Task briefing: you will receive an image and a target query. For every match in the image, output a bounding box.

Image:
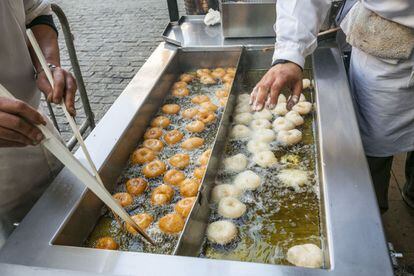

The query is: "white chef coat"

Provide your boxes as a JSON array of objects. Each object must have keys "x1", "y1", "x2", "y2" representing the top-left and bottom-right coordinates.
[
  {"x1": 273, "y1": 0, "x2": 414, "y2": 157},
  {"x1": 0, "y1": 0, "x2": 61, "y2": 245}
]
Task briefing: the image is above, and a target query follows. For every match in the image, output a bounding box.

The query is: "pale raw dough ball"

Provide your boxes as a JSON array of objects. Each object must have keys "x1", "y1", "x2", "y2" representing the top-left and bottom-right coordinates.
[
  {"x1": 252, "y1": 151, "x2": 278, "y2": 168},
  {"x1": 206, "y1": 220, "x2": 238, "y2": 245},
  {"x1": 233, "y1": 170, "x2": 261, "y2": 190},
  {"x1": 223, "y1": 153, "x2": 248, "y2": 173},
  {"x1": 247, "y1": 140, "x2": 270, "y2": 154},
  {"x1": 218, "y1": 197, "x2": 246, "y2": 219},
  {"x1": 302, "y1": 78, "x2": 311, "y2": 90},
  {"x1": 278, "y1": 94, "x2": 287, "y2": 103},
  {"x1": 234, "y1": 112, "x2": 254, "y2": 125},
  {"x1": 253, "y1": 109, "x2": 273, "y2": 120},
  {"x1": 273, "y1": 117, "x2": 296, "y2": 132},
  {"x1": 286, "y1": 243, "x2": 323, "y2": 268},
  {"x1": 234, "y1": 103, "x2": 252, "y2": 114},
  {"x1": 277, "y1": 169, "x2": 309, "y2": 191},
  {"x1": 237, "y1": 93, "x2": 250, "y2": 105},
  {"x1": 292, "y1": 101, "x2": 312, "y2": 115},
  {"x1": 277, "y1": 129, "x2": 302, "y2": 145},
  {"x1": 250, "y1": 119, "x2": 272, "y2": 130},
  {"x1": 230, "y1": 124, "x2": 251, "y2": 139},
  {"x1": 251, "y1": 129, "x2": 276, "y2": 143},
  {"x1": 272, "y1": 102, "x2": 288, "y2": 116},
  {"x1": 285, "y1": 110, "x2": 304, "y2": 126},
  {"x1": 211, "y1": 184, "x2": 242, "y2": 203}
]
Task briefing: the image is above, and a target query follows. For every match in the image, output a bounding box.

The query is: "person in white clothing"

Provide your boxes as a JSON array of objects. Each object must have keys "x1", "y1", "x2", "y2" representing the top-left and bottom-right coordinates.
[
  {"x1": 0, "y1": 0, "x2": 77, "y2": 245},
  {"x1": 250, "y1": 0, "x2": 414, "y2": 213}
]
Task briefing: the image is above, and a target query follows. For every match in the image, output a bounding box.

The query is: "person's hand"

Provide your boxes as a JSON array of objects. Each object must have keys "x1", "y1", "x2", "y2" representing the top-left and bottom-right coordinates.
[
  {"x1": 0, "y1": 97, "x2": 46, "y2": 147},
  {"x1": 36, "y1": 67, "x2": 77, "y2": 116},
  {"x1": 250, "y1": 62, "x2": 303, "y2": 111}
]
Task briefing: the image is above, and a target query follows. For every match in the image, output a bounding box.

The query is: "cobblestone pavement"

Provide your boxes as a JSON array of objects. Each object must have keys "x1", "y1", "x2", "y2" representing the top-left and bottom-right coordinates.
[{"x1": 47, "y1": 0, "x2": 184, "y2": 142}]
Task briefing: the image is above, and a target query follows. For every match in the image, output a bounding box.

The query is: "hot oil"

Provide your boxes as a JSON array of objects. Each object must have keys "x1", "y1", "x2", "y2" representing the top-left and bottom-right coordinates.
[
  {"x1": 200, "y1": 69, "x2": 323, "y2": 266},
  {"x1": 85, "y1": 71, "x2": 230, "y2": 254}
]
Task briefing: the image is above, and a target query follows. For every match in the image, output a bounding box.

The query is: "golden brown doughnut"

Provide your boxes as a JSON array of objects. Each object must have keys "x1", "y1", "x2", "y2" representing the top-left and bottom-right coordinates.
[
  {"x1": 94, "y1": 237, "x2": 119, "y2": 250},
  {"x1": 142, "y1": 160, "x2": 167, "y2": 178},
  {"x1": 200, "y1": 74, "x2": 217, "y2": 85},
  {"x1": 163, "y1": 169, "x2": 186, "y2": 186},
  {"x1": 211, "y1": 68, "x2": 226, "y2": 79},
  {"x1": 151, "y1": 184, "x2": 174, "y2": 205},
  {"x1": 215, "y1": 89, "x2": 230, "y2": 98},
  {"x1": 196, "y1": 69, "x2": 211, "y2": 78},
  {"x1": 158, "y1": 213, "x2": 185, "y2": 234},
  {"x1": 169, "y1": 153, "x2": 190, "y2": 169},
  {"x1": 186, "y1": 120, "x2": 205, "y2": 133},
  {"x1": 126, "y1": 213, "x2": 153, "y2": 235},
  {"x1": 126, "y1": 177, "x2": 147, "y2": 196},
  {"x1": 144, "y1": 127, "x2": 163, "y2": 140},
  {"x1": 172, "y1": 81, "x2": 187, "y2": 89},
  {"x1": 143, "y1": 139, "x2": 164, "y2": 153},
  {"x1": 162, "y1": 103, "x2": 181, "y2": 114},
  {"x1": 180, "y1": 73, "x2": 194, "y2": 83},
  {"x1": 200, "y1": 101, "x2": 218, "y2": 112},
  {"x1": 164, "y1": 129, "x2": 184, "y2": 145},
  {"x1": 181, "y1": 108, "x2": 199, "y2": 119},
  {"x1": 131, "y1": 148, "x2": 156, "y2": 165},
  {"x1": 197, "y1": 110, "x2": 216, "y2": 125},
  {"x1": 180, "y1": 178, "x2": 200, "y2": 197},
  {"x1": 113, "y1": 192, "x2": 133, "y2": 207},
  {"x1": 172, "y1": 87, "x2": 190, "y2": 97},
  {"x1": 226, "y1": 67, "x2": 236, "y2": 74},
  {"x1": 175, "y1": 197, "x2": 196, "y2": 218},
  {"x1": 199, "y1": 149, "x2": 212, "y2": 166},
  {"x1": 151, "y1": 116, "x2": 171, "y2": 129},
  {"x1": 222, "y1": 74, "x2": 234, "y2": 84},
  {"x1": 181, "y1": 137, "x2": 204, "y2": 150},
  {"x1": 191, "y1": 95, "x2": 211, "y2": 104},
  {"x1": 193, "y1": 166, "x2": 206, "y2": 179}
]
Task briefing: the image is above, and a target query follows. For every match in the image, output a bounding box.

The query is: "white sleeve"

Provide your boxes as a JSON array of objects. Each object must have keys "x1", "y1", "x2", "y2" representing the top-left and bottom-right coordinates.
[
  {"x1": 273, "y1": 0, "x2": 331, "y2": 68},
  {"x1": 24, "y1": 0, "x2": 52, "y2": 25}
]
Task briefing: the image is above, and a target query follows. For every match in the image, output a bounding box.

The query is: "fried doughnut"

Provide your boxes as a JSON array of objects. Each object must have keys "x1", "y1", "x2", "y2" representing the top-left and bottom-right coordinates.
[
  {"x1": 169, "y1": 153, "x2": 190, "y2": 169},
  {"x1": 200, "y1": 74, "x2": 217, "y2": 85},
  {"x1": 159, "y1": 213, "x2": 185, "y2": 234},
  {"x1": 251, "y1": 128, "x2": 275, "y2": 143},
  {"x1": 287, "y1": 244, "x2": 323, "y2": 268},
  {"x1": 233, "y1": 170, "x2": 261, "y2": 190},
  {"x1": 272, "y1": 102, "x2": 288, "y2": 116},
  {"x1": 162, "y1": 103, "x2": 181, "y2": 114},
  {"x1": 143, "y1": 139, "x2": 164, "y2": 152},
  {"x1": 131, "y1": 148, "x2": 156, "y2": 164},
  {"x1": 126, "y1": 213, "x2": 153, "y2": 234},
  {"x1": 215, "y1": 89, "x2": 229, "y2": 98},
  {"x1": 126, "y1": 177, "x2": 147, "y2": 196},
  {"x1": 278, "y1": 169, "x2": 309, "y2": 191},
  {"x1": 250, "y1": 119, "x2": 272, "y2": 130},
  {"x1": 219, "y1": 97, "x2": 228, "y2": 107},
  {"x1": 151, "y1": 184, "x2": 174, "y2": 205},
  {"x1": 185, "y1": 120, "x2": 205, "y2": 133},
  {"x1": 198, "y1": 149, "x2": 212, "y2": 166},
  {"x1": 234, "y1": 103, "x2": 252, "y2": 114},
  {"x1": 272, "y1": 117, "x2": 296, "y2": 132},
  {"x1": 302, "y1": 78, "x2": 311, "y2": 89},
  {"x1": 94, "y1": 237, "x2": 119, "y2": 250},
  {"x1": 182, "y1": 137, "x2": 204, "y2": 150},
  {"x1": 285, "y1": 110, "x2": 304, "y2": 126},
  {"x1": 196, "y1": 68, "x2": 211, "y2": 77},
  {"x1": 223, "y1": 153, "x2": 248, "y2": 173},
  {"x1": 144, "y1": 127, "x2": 163, "y2": 140},
  {"x1": 180, "y1": 178, "x2": 200, "y2": 197},
  {"x1": 200, "y1": 101, "x2": 218, "y2": 112},
  {"x1": 172, "y1": 87, "x2": 190, "y2": 97},
  {"x1": 142, "y1": 160, "x2": 167, "y2": 178},
  {"x1": 252, "y1": 151, "x2": 278, "y2": 168},
  {"x1": 292, "y1": 101, "x2": 312, "y2": 115},
  {"x1": 193, "y1": 166, "x2": 206, "y2": 179},
  {"x1": 277, "y1": 129, "x2": 302, "y2": 145},
  {"x1": 247, "y1": 140, "x2": 270, "y2": 154},
  {"x1": 237, "y1": 93, "x2": 250, "y2": 105},
  {"x1": 222, "y1": 73, "x2": 234, "y2": 84},
  {"x1": 180, "y1": 73, "x2": 194, "y2": 83},
  {"x1": 181, "y1": 108, "x2": 199, "y2": 119},
  {"x1": 206, "y1": 220, "x2": 237, "y2": 245},
  {"x1": 253, "y1": 109, "x2": 273, "y2": 120},
  {"x1": 172, "y1": 81, "x2": 187, "y2": 89},
  {"x1": 226, "y1": 67, "x2": 236, "y2": 74},
  {"x1": 163, "y1": 169, "x2": 186, "y2": 186},
  {"x1": 197, "y1": 110, "x2": 216, "y2": 124},
  {"x1": 113, "y1": 192, "x2": 133, "y2": 207},
  {"x1": 164, "y1": 129, "x2": 184, "y2": 145},
  {"x1": 211, "y1": 184, "x2": 242, "y2": 203},
  {"x1": 233, "y1": 112, "x2": 253, "y2": 126},
  {"x1": 218, "y1": 197, "x2": 246, "y2": 219},
  {"x1": 211, "y1": 68, "x2": 226, "y2": 79},
  {"x1": 192, "y1": 95, "x2": 211, "y2": 104},
  {"x1": 230, "y1": 124, "x2": 251, "y2": 139},
  {"x1": 175, "y1": 197, "x2": 196, "y2": 218}
]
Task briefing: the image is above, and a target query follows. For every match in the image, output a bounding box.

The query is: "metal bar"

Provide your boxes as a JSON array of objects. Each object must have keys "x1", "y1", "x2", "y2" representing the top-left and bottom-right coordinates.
[
  {"x1": 67, "y1": 119, "x2": 90, "y2": 151},
  {"x1": 167, "y1": 0, "x2": 180, "y2": 22}
]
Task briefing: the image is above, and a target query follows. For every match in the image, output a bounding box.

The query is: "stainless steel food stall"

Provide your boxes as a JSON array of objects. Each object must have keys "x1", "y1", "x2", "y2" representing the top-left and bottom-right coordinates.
[{"x1": 0, "y1": 11, "x2": 393, "y2": 276}]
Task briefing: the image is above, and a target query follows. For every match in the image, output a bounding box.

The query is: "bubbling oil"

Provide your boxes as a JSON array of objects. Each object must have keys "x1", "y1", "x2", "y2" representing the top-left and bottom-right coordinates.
[{"x1": 200, "y1": 70, "x2": 324, "y2": 266}]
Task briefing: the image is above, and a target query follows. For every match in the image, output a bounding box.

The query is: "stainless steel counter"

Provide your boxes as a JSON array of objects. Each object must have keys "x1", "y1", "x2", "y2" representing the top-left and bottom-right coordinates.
[{"x1": 0, "y1": 26, "x2": 393, "y2": 275}]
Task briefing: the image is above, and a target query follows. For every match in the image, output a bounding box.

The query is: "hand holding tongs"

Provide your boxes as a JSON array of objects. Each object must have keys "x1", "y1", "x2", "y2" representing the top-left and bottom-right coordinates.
[{"x1": 0, "y1": 29, "x2": 155, "y2": 245}]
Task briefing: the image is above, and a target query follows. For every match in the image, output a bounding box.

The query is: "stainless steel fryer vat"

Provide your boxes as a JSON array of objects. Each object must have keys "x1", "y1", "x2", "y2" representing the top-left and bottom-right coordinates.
[{"x1": 0, "y1": 42, "x2": 393, "y2": 276}]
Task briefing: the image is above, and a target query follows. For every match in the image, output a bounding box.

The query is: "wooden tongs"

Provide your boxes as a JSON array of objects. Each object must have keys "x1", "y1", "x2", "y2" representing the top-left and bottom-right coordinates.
[{"x1": 1, "y1": 30, "x2": 154, "y2": 245}]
